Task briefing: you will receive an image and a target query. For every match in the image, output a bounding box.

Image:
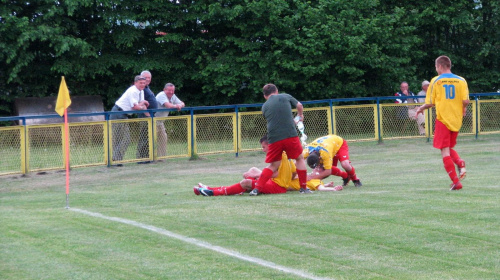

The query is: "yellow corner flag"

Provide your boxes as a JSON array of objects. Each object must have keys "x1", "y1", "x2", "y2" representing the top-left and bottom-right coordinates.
[{"x1": 55, "y1": 76, "x2": 71, "y2": 116}]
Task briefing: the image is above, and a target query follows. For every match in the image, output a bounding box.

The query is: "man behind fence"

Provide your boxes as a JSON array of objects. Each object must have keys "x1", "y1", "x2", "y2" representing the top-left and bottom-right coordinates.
[
  {"x1": 136, "y1": 70, "x2": 159, "y2": 163},
  {"x1": 110, "y1": 75, "x2": 149, "y2": 162},
  {"x1": 155, "y1": 83, "x2": 185, "y2": 158}
]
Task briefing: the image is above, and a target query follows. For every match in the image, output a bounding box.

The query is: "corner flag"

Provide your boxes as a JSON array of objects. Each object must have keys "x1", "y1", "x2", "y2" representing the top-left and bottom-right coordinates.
[
  {"x1": 55, "y1": 76, "x2": 71, "y2": 116},
  {"x1": 55, "y1": 76, "x2": 72, "y2": 208}
]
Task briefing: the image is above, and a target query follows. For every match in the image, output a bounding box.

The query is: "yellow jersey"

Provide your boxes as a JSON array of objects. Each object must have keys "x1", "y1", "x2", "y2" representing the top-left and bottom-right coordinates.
[
  {"x1": 271, "y1": 152, "x2": 295, "y2": 188},
  {"x1": 426, "y1": 73, "x2": 469, "y2": 132},
  {"x1": 303, "y1": 135, "x2": 344, "y2": 170},
  {"x1": 289, "y1": 178, "x2": 324, "y2": 191}
]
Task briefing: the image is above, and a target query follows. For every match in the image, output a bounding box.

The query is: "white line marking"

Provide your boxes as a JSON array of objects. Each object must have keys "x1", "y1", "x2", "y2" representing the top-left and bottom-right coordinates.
[{"x1": 70, "y1": 208, "x2": 334, "y2": 280}]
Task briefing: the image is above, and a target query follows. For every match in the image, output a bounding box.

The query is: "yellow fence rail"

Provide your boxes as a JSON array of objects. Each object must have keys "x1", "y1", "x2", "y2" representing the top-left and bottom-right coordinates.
[{"x1": 1, "y1": 97, "x2": 499, "y2": 175}]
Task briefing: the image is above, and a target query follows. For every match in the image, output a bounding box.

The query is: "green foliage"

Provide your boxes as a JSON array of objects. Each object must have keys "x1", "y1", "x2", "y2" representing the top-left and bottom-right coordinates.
[{"x1": 1, "y1": 0, "x2": 499, "y2": 116}]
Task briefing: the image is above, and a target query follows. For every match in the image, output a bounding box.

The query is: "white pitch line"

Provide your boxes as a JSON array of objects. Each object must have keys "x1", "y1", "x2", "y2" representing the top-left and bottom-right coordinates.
[{"x1": 70, "y1": 208, "x2": 334, "y2": 280}]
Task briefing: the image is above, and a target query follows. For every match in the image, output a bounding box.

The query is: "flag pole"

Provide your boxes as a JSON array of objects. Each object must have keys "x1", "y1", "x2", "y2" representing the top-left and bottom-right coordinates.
[
  {"x1": 64, "y1": 104, "x2": 70, "y2": 209},
  {"x1": 55, "y1": 76, "x2": 72, "y2": 209}
]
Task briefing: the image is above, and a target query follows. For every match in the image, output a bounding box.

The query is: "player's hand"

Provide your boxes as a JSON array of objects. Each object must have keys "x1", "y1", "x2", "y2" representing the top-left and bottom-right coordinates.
[
  {"x1": 416, "y1": 107, "x2": 423, "y2": 115},
  {"x1": 324, "y1": 181, "x2": 335, "y2": 188}
]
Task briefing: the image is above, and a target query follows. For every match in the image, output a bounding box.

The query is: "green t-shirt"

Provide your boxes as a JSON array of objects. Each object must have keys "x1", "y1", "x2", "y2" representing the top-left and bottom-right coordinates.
[{"x1": 262, "y1": 93, "x2": 299, "y2": 143}]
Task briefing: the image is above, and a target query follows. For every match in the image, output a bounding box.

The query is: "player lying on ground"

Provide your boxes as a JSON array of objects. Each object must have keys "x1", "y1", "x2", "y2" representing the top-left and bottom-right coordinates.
[
  {"x1": 193, "y1": 166, "x2": 343, "y2": 196},
  {"x1": 193, "y1": 136, "x2": 342, "y2": 196}
]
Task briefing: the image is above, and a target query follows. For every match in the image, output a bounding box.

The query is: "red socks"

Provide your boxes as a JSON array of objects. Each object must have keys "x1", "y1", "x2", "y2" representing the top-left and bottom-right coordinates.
[
  {"x1": 256, "y1": 168, "x2": 273, "y2": 190},
  {"x1": 450, "y1": 149, "x2": 465, "y2": 168},
  {"x1": 296, "y1": 169, "x2": 307, "y2": 188},
  {"x1": 443, "y1": 156, "x2": 459, "y2": 184},
  {"x1": 331, "y1": 166, "x2": 348, "y2": 179},
  {"x1": 213, "y1": 183, "x2": 246, "y2": 196},
  {"x1": 346, "y1": 166, "x2": 358, "y2": 181}
]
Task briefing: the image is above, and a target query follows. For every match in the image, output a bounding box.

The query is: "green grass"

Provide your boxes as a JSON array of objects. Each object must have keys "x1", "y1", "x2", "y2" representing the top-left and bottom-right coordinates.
[{"x1": 1, "y1": 135, "x2": 499, "y2": 279}]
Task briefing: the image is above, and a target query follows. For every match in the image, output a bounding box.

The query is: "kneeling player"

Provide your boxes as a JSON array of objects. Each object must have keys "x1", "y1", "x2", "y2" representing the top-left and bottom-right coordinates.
[{"x1": 304, "y1": 134, "x2": 362, "y2": 187}]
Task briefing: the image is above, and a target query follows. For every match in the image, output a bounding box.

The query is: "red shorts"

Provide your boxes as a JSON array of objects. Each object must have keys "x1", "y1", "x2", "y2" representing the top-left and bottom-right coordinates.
[
  {"x1": 249, "y1": 178, "x2": 286, "y2": 194},
  {"x1": 433, "y1": 120, "x2": 458, "y2": 149},
  {"x1": 332, "y1": 140, "x2": 350, "y2": 166},
  {"x1": 265, "y1": 137, "x2": 303, "y2": 163}
]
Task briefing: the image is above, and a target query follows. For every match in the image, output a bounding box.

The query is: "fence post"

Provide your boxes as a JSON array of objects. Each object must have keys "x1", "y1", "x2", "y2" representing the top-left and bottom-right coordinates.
[
  {"x1": 22, "y1": 117, "x2": 27, "y2": 174},
  {"x1": 150, "y1": 112, "x2": 155, "y2": 161},
  {"x1": 190, "y1": 109, "x2": 195, "y2": 158},
  {"x1": 376, "y1": 98, "x2": 382, "y2": 143},
  {"x1": 105, "y1": 112, "x2": 111, "y2": 167},
  {"x1": 235, "y1": 106, "x2": 239, "y2": 158},
  {"x1": 329, "y1": 100, "x2": 334, "y2": 135},
  {"x1": 475, "y1": 96, "x2": 479, "y2": 139}
]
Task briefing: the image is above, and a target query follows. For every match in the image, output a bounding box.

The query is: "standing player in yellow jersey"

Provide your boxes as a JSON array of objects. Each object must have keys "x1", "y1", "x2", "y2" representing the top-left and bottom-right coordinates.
[
  {"x1": 416, "y1": 55, "x2": 469, "y2": 191},
  {"x1": 303, "y1": 134, "x2": 362, "y2": 187}
]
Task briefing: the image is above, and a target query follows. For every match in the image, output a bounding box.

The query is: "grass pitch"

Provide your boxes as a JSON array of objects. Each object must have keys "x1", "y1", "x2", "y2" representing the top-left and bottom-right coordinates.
[{"x1": 1, "y1": 135, "x2": 499, "y2": 280}]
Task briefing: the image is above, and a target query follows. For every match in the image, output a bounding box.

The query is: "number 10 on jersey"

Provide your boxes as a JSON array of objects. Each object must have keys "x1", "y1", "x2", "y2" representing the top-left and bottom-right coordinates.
[{"x1": 443, "y1": 84, "x2": 456, "y2": 99}]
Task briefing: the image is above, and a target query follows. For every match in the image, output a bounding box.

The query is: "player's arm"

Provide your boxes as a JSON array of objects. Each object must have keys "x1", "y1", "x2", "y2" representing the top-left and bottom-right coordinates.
[
  {"x1": 462, "y1": 99, "x2": 470, "y2": 117},
  {"x1": 417, "y1": 81, "x2": 436, "y2": 115},
  {"x1": 416, "y1": 103, "x2": 434, "y2": 115},
  {"x1": 296, "y1": 102, "x2": 304, "y2": 120},
  {"x1": 308, "y1": 166, "x2": 330, "y2": 180}
]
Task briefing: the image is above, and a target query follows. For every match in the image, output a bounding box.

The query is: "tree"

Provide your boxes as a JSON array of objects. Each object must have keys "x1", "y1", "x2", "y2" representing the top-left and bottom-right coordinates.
[
  {"x1": 180, "y1": 0, "x2": 421, "y2": 101},
  {"x1": 1, "y1": 0, "x2": 498, "y2": 118},
  {"x1": 381, "y1": 0, "x2": 500, "y2": 93}
]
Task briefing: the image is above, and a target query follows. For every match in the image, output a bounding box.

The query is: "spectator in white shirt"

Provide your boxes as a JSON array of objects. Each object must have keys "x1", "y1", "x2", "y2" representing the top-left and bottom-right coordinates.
[{"x1": 110, "y1": 75, "x2": 149, "y2": 162}]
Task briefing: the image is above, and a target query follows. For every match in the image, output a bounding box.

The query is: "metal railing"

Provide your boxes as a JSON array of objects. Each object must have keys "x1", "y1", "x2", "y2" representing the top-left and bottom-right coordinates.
[{"x1": 0, "y1": 93, "x2": 498, "y2": 175}]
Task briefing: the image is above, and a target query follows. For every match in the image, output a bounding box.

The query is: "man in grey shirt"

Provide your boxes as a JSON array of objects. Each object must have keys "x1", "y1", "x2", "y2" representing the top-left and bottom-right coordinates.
[
  {"x1": 155, "y1": 83, "x2": 185, "y2": 157},
  {"x1": 250, "y1": 83, "x2": 310, "y2": 195},
  {"x1": 417, "y1": 80, "x2": 430, "y2": 103}
]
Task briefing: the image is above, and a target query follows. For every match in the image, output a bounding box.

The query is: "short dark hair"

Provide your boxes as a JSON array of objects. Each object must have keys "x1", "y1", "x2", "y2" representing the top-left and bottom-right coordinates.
[
  {"x1": 263, "y1": 84, "x2": 278, "y2": 97},
  {"x1": 259, "y1": 134, "x2": 268, "y2": 144},
  {"x1": 436, "y1": 55, "x2": 452, "y2": 69},
  {"x1": 307, "y1": 151, "x2": 320, "y2": 169}
]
